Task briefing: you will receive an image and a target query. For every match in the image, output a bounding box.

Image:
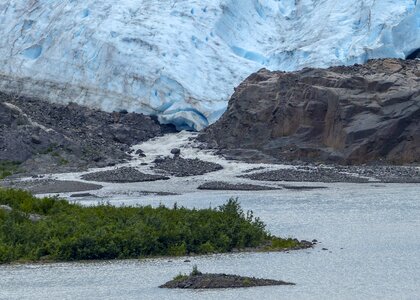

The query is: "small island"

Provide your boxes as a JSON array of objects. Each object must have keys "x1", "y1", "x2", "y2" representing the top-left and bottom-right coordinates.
[
  {"x1": 0, "y1": 188, "x2": 313, "y2": 264},
  {"x1": 161, "y1": 266, "x2": 295, "y2": 289}
]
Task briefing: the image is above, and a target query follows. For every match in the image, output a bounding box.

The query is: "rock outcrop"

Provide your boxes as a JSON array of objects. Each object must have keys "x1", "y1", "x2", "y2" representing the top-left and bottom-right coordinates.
[
  {"x1": 160, "y1": 273, "x2": 294, "y2": 289},
  {"x1": 199, "y1": 59, "x2": 420, "y2": 165}
]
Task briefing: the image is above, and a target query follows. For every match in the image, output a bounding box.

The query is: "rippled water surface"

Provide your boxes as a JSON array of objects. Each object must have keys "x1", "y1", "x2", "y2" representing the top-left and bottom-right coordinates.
[{"x1": 1, "y1": 184, "x2": 419, "y2": 300}]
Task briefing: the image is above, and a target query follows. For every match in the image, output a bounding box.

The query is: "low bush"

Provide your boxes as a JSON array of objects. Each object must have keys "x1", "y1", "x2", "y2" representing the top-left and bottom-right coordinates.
[
  {"x1": 0, "y1": 161, "x2": 20, "y2": 179},
  {"x1": 0, "y1": 189, "x2": 301, "y2": 263}
]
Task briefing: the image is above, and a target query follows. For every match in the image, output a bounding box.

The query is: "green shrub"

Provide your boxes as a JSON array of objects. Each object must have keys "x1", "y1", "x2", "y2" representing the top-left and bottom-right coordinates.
[
  {"x1": 265, "y1": 237, "x2": 300, "y2": 251},
  {"x1": 168, "y1": 242, "x2": 187, "y2": 256},
  {"x1": 173, "y1": 273, "x2": 188, "y2": 281},
  {"x1": 0, "y1": 189, "x2": 300, "y2": 263},
  {"x1": 190, "y1": 265, "x2": 202, "y2": 276},
  {"x1": 198, "y1": 241, "x2": 215, "y2": 254},
  {"x1": 0, "y1": 161, "x2": 20, "y2": 179}
]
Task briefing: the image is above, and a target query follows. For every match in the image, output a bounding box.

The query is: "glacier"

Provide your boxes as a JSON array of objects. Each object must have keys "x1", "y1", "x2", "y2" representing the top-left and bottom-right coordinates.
[{"x1": 0, "y1": 0, "x2": 418, "y2": 130}]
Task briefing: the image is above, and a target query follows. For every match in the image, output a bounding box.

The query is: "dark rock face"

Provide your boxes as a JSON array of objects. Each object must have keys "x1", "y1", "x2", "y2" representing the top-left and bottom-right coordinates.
[
  {"x1": 406, "y1": 49, "x2": 420, "y2": 60},
  {"x1": 0, "y1": 91, "x2": 176, "y2": 174},
  {"x1": 81, "y1": 167, "x2": 169, "y2": 183},
  {"x1": 199, "y1": 59, "x2": 420, "y2": 165},
  {"x1": 160, "y1": 273, "x2": 295, "y2": 289}
]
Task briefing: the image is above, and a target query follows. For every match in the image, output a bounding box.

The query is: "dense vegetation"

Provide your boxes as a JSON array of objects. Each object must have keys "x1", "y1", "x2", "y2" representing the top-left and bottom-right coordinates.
[
  {"x1": 0, "y1": 161, "x2": 20, "y2": 179},
  {"x1": 0, "y1": 188, "x2": 301, "y2": 263}
]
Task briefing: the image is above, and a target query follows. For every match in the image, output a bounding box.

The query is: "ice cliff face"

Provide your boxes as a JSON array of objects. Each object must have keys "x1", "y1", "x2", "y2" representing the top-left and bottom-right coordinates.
[{"x1": 0, "y1": 1, "x2": 418, "y2": 130}]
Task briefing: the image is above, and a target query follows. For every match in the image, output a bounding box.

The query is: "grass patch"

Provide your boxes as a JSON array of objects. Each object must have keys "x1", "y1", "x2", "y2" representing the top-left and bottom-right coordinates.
[
  {"x1": 0, "y1": 189, "x2": 303, "y2": 264},
  {"x1": 0, "y1": 161, "x2": 21, "y2": 179},
  {"x1": 173, "y1": 273, "x2": 189, "y2": 282},
  {"x1": 172, "y1": 265, "x2": 202, "y2": 281},
  {"x1": 242, "y1": 278, "x2": 252, "y2": 286},
  {"x1": 264, "y1": 237, "x2": 302, "y2": 251}
]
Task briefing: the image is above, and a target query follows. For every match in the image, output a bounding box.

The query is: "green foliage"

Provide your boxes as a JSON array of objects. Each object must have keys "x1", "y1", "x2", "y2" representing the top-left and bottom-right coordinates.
[
  {"x1": 0, "y1": 161, "x2": 20, "y2": 179},
  {"x1": 0, "y1": 191, "x2": 299, "y2": 264},
  {"x1": 173, "y1": 273, "x2": 188, "y2": 281},
  {"x1": 264, "y1": 237, "x2": 300, "y2": 251},
  {"x1": 198, "y1": 241, "x2": 215, "y2": 254},
  {"x1": 190, "y1": 265, "x2": 202, "y2": 276},
  {"x1": 242, "y1": 278, "x2": 252, "y2": 286},
  {"x1": 168, "y1": 242, "x2": 187, "y2": 256}
]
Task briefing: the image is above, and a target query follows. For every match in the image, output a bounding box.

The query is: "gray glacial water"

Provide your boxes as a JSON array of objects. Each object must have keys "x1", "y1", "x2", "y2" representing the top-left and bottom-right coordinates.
[{"x1": 1, "y1": 183, "x2": 419, "y2": 300}]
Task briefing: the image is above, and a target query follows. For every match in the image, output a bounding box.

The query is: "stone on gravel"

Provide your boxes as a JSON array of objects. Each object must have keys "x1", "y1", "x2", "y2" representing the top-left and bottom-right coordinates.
[
  {"x1": 170, "y1": 148, "x2": 181, "y2": 156},
  {"x1": 135, "y1": 149, "x2": 146, "y2": 157}
]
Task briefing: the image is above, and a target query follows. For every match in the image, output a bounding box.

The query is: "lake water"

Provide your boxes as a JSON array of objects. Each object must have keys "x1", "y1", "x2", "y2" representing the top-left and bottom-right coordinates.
[{"x1": 1, "y1": 183, "x2": 419, "y2": 299}]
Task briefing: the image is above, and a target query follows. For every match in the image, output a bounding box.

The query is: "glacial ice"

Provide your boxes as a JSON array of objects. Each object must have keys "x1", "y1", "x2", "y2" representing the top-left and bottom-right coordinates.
[{"x1": 0, "y1": 0, "x2": 418, "y2": 130}]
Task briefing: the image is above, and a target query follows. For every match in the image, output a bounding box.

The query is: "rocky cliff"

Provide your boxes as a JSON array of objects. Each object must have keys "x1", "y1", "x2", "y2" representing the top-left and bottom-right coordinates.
[{"x1": 199, "y1": 59, "x2": 420, "y2": 164}]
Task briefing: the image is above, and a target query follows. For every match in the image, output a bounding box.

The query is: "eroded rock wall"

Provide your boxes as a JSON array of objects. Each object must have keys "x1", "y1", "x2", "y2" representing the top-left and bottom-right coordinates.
[{"x1": 200, "y1": 59, "x2": 420, "y2": 164}]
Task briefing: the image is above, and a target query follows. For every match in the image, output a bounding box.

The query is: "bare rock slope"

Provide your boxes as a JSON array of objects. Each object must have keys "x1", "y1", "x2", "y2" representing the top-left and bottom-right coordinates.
[
  {"x1": 200, "y1": 59, "x2": 420, "y2": 164},
  {"x1": 0, "y1": 92, "x2": 175, "y2": 174}
]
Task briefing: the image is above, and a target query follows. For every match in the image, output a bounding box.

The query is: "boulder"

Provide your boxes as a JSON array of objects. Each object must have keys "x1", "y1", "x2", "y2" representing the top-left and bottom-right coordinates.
[{"x1": 170, "y1": 148, "x2": 181, "y2": 156}]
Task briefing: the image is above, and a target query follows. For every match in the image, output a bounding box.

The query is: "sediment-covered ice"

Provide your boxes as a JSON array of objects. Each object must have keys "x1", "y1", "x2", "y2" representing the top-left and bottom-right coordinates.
[{"x1": 0, "y1": 0, "x2": 418, "y2": 130}]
